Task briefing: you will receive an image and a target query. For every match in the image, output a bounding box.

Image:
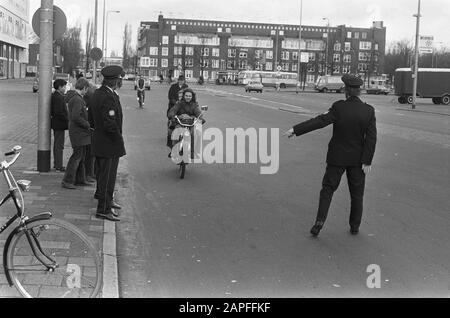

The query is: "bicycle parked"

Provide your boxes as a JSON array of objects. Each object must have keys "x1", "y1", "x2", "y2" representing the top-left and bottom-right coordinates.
[{"x1": 0, "y1": 146, "x2": 102, "y2": 298}]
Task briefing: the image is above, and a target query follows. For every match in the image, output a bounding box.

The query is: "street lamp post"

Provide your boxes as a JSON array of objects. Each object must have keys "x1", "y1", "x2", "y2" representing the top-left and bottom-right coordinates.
[
  {"x1": 412, "y1": 0, "x2": 421, "y2": 109},
  {"x1": 103, "y1": 10, "x2": 120, "y2": 65},
  {"x1": 323, "y1": 17, "x2": 330, "y2": 76}
]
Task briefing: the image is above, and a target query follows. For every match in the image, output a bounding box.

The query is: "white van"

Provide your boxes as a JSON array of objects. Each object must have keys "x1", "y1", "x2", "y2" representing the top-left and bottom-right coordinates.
[{"x1": 315, "y1": 75, "x2": 345, "y2": 93}]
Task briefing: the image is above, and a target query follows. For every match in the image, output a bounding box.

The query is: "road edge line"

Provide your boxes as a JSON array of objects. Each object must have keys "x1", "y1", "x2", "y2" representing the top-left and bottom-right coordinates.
[{"x1": 102, "y1": 220, "x2": 119, "y2": 298}]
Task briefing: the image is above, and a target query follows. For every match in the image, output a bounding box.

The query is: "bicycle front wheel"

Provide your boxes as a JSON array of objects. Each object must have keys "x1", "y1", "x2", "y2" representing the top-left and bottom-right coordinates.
[{"x1": 6, "y1": 218, "x2": 102, "y2": 298}]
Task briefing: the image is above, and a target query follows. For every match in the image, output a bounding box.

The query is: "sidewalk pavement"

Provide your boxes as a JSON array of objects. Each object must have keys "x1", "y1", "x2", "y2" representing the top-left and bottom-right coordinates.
[{"x1": 0, "y1": 139, "x2": 119, "y2": 298}]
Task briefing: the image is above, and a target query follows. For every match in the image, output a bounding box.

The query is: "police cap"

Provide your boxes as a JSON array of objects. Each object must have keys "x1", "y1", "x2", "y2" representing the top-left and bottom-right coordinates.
[
  {"x1": 101, "y1": 65, "x2": 124, "y2": 80},
  {"x1": 341, "y1": 74, "x2": 363, "y2": 88}
]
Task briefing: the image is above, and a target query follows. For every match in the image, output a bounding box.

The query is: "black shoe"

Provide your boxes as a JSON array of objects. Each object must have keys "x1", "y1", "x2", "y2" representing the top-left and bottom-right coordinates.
[
  {"x1": 75, "y1": 181, "x2": 95, "y2": 186},
  {"x1": 350, "y1": 227, "x2": 359, "y2": 235},
  {"x1": 86, "y1": 176, "x2": 96, "y2": 183},
  {"x1": 95, "y1": 212, "x2": 120, "y2": 222},
  {"x1": 310, "y1": 221, "x2": 324, "y2": 237},
  {"x1": 55, "y1": 167, "x2": 66, "y2": 172},
  {"x1": 61, "y1": 181, "x2": 76, "y2": 189},
  {"x1": 111, "y1": 201, "x2": 122, "y2": 210}
]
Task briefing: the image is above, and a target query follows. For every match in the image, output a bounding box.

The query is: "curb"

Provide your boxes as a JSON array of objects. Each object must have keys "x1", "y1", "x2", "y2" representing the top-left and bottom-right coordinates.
[
  {"x1": 396, "y1": 107, "x2": 450, "y2": 117},
  {"x1": 102, "y1": 220, "x2": 119, "y2": 298}
]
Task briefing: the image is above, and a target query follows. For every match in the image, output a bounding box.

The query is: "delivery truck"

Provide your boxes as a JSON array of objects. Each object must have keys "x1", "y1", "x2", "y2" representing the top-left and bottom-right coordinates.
[{"x1": 394, "y1": 68, "x2": 450, "y2": 105}]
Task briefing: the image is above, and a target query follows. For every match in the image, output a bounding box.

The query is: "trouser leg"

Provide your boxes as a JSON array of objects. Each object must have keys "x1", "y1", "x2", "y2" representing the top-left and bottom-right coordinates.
[
  {"x1": 53, "y1": 130, "x2": 65, "y2": 169},
  {"x1": 346, "y1": 166, "x2": 366, "y2": 229},
  {"x1": 84, "y1": 144, "x2": 95, "y2": 178},
  {"x1": 96, "y1": 157, "x2": 119, "y2": 214},
  {"x1": 63, "y1": 146, "x2": 84, "y2": 184},
  {"x1": 75, "y1": 146, "x2": 87, "y2": 184},
  {"x1": 315, "y1": 165, "x2": 345, "y2": 223}
]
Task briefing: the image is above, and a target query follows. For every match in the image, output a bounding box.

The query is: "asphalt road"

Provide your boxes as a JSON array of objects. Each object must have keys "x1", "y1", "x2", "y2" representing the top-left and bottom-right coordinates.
[
  {"x1": 114, "y1": 81, "x2": 449, "y2": 298},
  {"x1": 1, "y1": 79, "x2": 447, "y2": 298}
]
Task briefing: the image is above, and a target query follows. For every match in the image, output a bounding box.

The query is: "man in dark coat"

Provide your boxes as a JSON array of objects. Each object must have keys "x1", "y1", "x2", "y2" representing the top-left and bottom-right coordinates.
[
  {"x1": 90, "y1": 65, "x2": 126, "y2": 222},
  {"x1": 285, "y1": 74, "x2": 377, "y2": 237},
  {"x1": 50, "y1": 79, "x2": 69, "y2": 171},
  {"x1": 61, "y1": 78, "x2": 92, "y2": 189}
]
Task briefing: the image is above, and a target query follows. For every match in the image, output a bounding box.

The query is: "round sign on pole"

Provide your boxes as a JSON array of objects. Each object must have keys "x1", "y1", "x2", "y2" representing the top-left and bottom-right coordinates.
[
  {"x1": 277, "y1": 65, "x2": 282, "y2": 71},
  {"x1": 32, "y1": 5, "x2": 67, "y2": 40},
  {"x1": 90, "y1": 47, "x2": 103, "y2": 61}
]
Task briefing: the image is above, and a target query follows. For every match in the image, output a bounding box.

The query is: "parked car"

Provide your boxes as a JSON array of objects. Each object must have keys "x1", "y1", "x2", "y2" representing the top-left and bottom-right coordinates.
[
  {"x1": 315, "y1": 75, "x2": 345, "y2": 93},
  {"x1": 245, "y1": 81, "x2": 264, "y2": 93},
  {"x1": 134, "y1": 77, "x2": 151, "y2": 90}
]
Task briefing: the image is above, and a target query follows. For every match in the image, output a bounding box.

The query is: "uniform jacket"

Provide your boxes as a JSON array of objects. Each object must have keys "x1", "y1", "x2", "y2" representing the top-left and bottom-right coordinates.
[
  {"x1": 65, "y1": 91, "x2": 91, "y2": 147},
  {"x1": 50, "y1": 91, "x2": 69, "y2": 131},
  {"x1": 293, "y1": 96, "x2": 377, "y2": 166},
  {"x1": 91, "y1": 85, "x2": 126, "y2": 158},
  {"x1": 168, "y1": 83, "x2": 188, "y2": 110}
]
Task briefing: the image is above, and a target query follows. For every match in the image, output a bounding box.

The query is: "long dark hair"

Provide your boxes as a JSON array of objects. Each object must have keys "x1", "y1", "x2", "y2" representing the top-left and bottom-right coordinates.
[{"x1": 182, "y1": 88, "x2": 197, "y2": 104}]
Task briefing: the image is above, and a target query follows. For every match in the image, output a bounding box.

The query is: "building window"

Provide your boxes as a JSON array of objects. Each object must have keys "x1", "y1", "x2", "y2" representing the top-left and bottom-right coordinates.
[
  {"x1": 186, "y1": 47, "x2": 194, "y2": 55},
  {"x1": 334, "y1": 42, "x2": 341, "y2": 51},
  {"x1": 184, "y1": 70, "x2": 193, "y2": 78},
  {"x1": 212, "y1": 59, "x2": 219, "y2": 68},
  {"x1": 354, "y1": 32, "x2": 359, "y2": 39},
  {"x1": 212, "y1": 48, "x2": 220, "y2": 57},
  {"x1": 265, "y1": 50, "x2": 273, "y2": 59},
  {"x1": 359, "y1": 52, "x2": 369, "y2": 61},
  {"x1": 162, "y1": 47, "x2": 168, "y2": 56},
  {"x1": 226, "y1": 27, "x2": 231, "y2": 33},
  {"x1": 173, "y1": 58, "x2": 182, "y2": 67},
  {"x1": 292, "y1": 51, "x2": 298, "y2": 60},
  {"x1": 201, "y1": 60, "x2": 210, "y2": 68},
  {"x1": 342, "y1": 65, "x2": 351, "y2": 73},
  {"x1": 161, "y1": 59, "x2": 168, "y2": 67},
  {"x1": 149, "y1": 58, "x2": 158, "y2": 67},
  {"x1": 185, "y1": 58, "x2": 194, "y2": 67},
  {"x1": 306, "y1": 74, "x2": 316, "y2": 83},
  {"x1": 345, "y1": 42, "x2": 351, "y2": 51},
  {"x1": 227, "y1": 60, "x2": 235, "y2": 69},
  {"x1": 239, "y1": 51, "x2": 247, "y2": 58},
  {"x1": 174, "y1": 46, "x2": 183, "y2": 55},
  {"x1": 228, "y1": 49, "x2": 236, "y2": 58},
  {"x1": 343, "y1": 54, "x2": 351, "y2": 63},
  {"x1": 359, "y1": 41, "x2": 372, "y2": 50},
  {"x1": 308, "y1": 52, "x2": 315, "y2": 62},
  {"x1": 281, "y1": 62, "x2": 289, "y2": 71},
  {"x1": 333, "y1": 53, "x2": 340, "y2": 62},
  {"x1": 217, "y1": 27, "x2": 222, "y2": 32},
  {"x1": 281, "y1": 51, "x2": 290, "y2": 60},
  {"x1": 149, "y1": 47, "x2": 158, "y2": 55},
  {"x1": 292, "y1": 63, "x2": 298, "y2": 72},
  {"x1": 162, "y1": 36, "x2": 169, "y2": 45},
  {"x1": 239, "y1": 60, "x2": 248, "y2": 69},
  {"x1": 171, "y1": 25, "x2": 176, "y2": 31},
  {"x1": 203, "y1": 70, "x2": 209, "y2": 79},
  {"x1": 307, "y1": 65, "x2": 315, "y2": 72},
  {"x1": 358, "y1": 63, "x2": 367, "y2": 72},
  {"x1": 333, "y1": 65, "x2": 340, "y2": 74},
  {"x1": 374, "y1": 43, "x2": 379, "y2": 51},
  {"x1": 265, "y1": 62, "x2": 273, "y2": 71},
  {"x1": 202, "y1": 47, "x2": 209, "y2": 56},
  {"x1": 362, "y1": 32, "x2": 367, "y2": 39}
]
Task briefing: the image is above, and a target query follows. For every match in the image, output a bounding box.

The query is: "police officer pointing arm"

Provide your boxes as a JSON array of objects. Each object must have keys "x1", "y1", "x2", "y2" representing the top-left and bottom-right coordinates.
[{"x1": 284, "y1": 74, "x2": 377, "y2": 237}]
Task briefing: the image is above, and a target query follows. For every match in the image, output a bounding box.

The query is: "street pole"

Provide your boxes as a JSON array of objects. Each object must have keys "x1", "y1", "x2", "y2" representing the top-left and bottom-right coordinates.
[
  {"x1": 37, "y1": 0, "x2": 53, "y2": 172},
  {"x1": 296, "y1": 0, "x2": 303, "y2": 94},
  {"x1": 105, "y1": 11, "x2": 120, "y2": 66},
  {"x1": 102, "y1": 0, "x2": 106, "y2": 62},
  {"x1": 93, "y1": 0, "x2": 98, "y2": 84},
  {"x1": 412, "y1": 0, "x2": 421, "y2": 109}
]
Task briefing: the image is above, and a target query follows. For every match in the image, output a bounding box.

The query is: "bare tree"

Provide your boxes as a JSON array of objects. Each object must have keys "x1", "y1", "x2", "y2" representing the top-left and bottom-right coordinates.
[
  {"x1": 85, "y1": 18, "x2": 94, "y2": 73},
  {"x1": 383, "y1": 39, "x2": 414, "y2": 77},
  {"x1": 122, "y1": 23, "x2": 133, "y2": 71},
  {"x1": 56, "y1": 24, "x2": 82, "y2": 75}
]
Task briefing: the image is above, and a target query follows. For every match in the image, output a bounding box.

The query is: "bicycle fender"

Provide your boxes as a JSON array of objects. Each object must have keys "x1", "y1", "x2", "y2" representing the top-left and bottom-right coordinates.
[{"x1": 2, "y1": 212, "x2": 52, "y2": 286}]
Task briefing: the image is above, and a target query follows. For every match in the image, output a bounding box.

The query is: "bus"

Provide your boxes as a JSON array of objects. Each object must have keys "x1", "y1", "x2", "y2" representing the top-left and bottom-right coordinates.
[{"x1": 237, "y1": 70, "x2": 298, "y2": 88}]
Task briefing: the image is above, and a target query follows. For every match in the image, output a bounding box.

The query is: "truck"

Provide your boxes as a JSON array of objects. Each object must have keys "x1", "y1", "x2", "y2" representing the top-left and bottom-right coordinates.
[
  {"x1": 366, "y1": 75, "x2": 390, "y2": 95},
  {"x1": 394, "y1": 68, "x2": 450, "y2": 105}
]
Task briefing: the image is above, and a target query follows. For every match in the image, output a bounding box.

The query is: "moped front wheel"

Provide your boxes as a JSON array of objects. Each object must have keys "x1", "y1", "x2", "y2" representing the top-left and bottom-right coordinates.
[{"x1": 179, "y1": 162, "x2": 186, "y2": 179}]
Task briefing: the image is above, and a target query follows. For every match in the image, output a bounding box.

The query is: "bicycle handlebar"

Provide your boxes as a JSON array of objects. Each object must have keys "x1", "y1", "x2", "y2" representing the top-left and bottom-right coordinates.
[{"x1": 1, "y1": 146, "x2": 21, "y2": 171}]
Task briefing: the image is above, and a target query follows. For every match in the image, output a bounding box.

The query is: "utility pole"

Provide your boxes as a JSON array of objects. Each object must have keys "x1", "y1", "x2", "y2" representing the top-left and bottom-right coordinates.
[
  {"x1": 412, "y1": 0, "x2": 421, "y2": 109},
  {"x1": 93, "y1": 0, "x2": 98, "y2": 84},
  {"x1": 37, "y1": 0, "x2": 53, "y2": 172},
  {"x1": 296, "y1": 0, "x2": 303, "y2": 94},
  {"x1": 102, "y1": 0, "x2": 106, "y2": 62}
]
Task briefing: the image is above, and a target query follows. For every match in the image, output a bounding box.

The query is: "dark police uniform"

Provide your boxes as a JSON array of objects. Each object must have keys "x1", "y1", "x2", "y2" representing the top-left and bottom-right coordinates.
[
  {"x1": 91, "y1": 65, "x2": 126, "y2": 221},
  {"x1": 292, "y1": 74, "x2": 377, "y2": 234}
]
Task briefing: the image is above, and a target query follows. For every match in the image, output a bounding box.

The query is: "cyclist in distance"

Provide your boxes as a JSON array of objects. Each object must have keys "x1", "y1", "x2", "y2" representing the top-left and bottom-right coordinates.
[{"x1": 137, "y1": 75, "x2": 145, "y2": 107}]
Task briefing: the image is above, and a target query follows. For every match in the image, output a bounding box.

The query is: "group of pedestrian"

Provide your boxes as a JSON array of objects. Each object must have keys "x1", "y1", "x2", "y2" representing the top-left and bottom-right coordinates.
[{"x1": 50, "y1": 65, "x2": 126, "y2": 222}]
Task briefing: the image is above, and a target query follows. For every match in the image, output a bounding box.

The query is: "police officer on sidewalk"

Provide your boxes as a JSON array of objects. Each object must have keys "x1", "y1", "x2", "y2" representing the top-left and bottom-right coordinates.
[
  {"x1": 285, "y1": 74, "x2": 377, "y2": 237},
  {"x1": 91, "y1": 65, "x2": 126, "y2": 222}
]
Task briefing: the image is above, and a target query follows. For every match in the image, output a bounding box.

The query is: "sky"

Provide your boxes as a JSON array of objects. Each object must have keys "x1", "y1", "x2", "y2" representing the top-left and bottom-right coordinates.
[{"x1": 28, "y1": 0, "x2": 450, "y2": 56}]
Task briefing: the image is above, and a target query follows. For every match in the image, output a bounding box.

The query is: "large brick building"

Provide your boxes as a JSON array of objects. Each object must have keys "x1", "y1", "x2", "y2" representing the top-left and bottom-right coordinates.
[{"x1": 137, "y1": 14, "x2": 386, "y2": 84}]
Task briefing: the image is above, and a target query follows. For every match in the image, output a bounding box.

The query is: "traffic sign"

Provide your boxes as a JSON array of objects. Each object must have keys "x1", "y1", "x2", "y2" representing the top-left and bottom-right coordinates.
[
  {"x1": 90, "y1": 47, "x2": 103, "y2": 61},
  {"x1": 419, "y1": 35, "x2": 433, "y2": 54},
  {"x1": 277, "y1": 65, "x2": 282, "y2": 71},
  {"x1": 32, "y1": 5, "x2": 67, "y2": 40}
]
